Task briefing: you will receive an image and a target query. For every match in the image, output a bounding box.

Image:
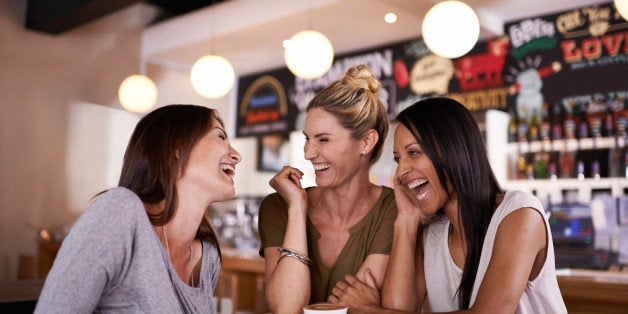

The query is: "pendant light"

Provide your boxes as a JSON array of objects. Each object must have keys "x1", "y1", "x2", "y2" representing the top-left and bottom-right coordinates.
[
  {"x1": 190, "y1": 55, "x2": 235, "y2": 99},
  {"x1": 422, "y1": 0, "x2": 480, "y2": 59},
  {"x1": 190, "y1": 11, "x2": 235, "y2": 99},
  {"x1": 118, "y1": 74, "x2": 157, "y2": 113},
  {"x1": 284, "y1": 1, "x2": 334, "y2": 79}
]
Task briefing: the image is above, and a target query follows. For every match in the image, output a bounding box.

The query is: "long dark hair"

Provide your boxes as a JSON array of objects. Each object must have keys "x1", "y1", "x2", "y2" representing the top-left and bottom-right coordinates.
[
  {"x1": 118, "y1": 104, "x2": 222, "y2": 256},
  {"x1": 396, "y1": 97, "x2": 502, "y2": 309}
]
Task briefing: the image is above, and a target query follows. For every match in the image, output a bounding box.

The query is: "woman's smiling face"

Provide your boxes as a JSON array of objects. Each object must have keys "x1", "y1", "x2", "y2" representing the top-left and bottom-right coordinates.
[
  {"x1": 303, "y1": 107, "x2": 365, "y2": 188},
  {"x1": 393, "y1": 123, "x2": 453, "y2": 216}
]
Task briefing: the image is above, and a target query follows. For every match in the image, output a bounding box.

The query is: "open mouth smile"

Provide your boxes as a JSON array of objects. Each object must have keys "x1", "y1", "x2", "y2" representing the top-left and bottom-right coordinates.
[{"x1": 407, "y1": 178, "x2": 428, "y2": 200}]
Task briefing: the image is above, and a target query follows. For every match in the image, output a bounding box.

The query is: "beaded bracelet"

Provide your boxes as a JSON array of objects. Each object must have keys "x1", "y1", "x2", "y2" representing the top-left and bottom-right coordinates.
[{"x1": 277, "y1": 247, "x2": 312, "y2": 267}]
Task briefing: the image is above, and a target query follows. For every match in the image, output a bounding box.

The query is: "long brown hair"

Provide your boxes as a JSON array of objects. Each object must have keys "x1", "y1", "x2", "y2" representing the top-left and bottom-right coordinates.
[{"x1": 118, "y1": 104, "x2": 222, "y2": 256}]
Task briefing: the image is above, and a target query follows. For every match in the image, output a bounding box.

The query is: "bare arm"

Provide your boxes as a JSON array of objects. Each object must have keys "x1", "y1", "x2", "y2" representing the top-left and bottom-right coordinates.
[
  {"x1": 380, "y1": 176, "x2": 428, "y2": 311},
  {"x1": 464, "y1": 207, "x2": 547, "y2": 314},
  {"x1": 263, "y1": 166, "x2": 311, "y2": 313}
]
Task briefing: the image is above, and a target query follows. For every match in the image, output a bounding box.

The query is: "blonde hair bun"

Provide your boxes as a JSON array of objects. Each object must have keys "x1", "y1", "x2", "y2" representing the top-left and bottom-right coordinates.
[{"x1": 342, "y1": 64, "x2": 381, "y2": 94}]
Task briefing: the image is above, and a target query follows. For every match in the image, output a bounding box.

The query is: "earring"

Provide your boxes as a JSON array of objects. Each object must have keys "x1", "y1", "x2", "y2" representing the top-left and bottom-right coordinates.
[{"x1": 362, "y1": 150, "x2": 366, "y2": 155}]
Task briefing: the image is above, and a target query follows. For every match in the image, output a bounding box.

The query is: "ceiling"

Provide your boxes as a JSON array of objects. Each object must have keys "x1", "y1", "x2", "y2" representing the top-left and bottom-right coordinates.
[
  {"x1": 141, "y1": 0, "x2": 609, "y2": 76},
  {"x1": 26, "y1": 0, "x2": 611, "y2": 76}
]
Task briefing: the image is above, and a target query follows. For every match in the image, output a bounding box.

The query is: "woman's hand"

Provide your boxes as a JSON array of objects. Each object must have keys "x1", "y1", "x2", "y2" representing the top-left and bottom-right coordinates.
[
  {"x1": 328, "y1": 269, "x2": 381, "y2": 312},
  {"x1": 269, "y1": 166, "x2": 307, "y2": 211},
  {"x1": 392, "y1": 172, "x2": 426, "y2": 222}
]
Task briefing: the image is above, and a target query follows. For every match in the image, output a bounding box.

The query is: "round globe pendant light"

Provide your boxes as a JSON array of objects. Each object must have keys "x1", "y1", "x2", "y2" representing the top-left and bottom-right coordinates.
[
  {"x1": 284, "y1": 30, "x2": 334, "y2": 79},
  {"x1": 118, "y1": 74, "x2": 158, "y2": 113},
  {"x1": 616, "y1": 0, "x2": 628, "y2": 20},
  {"x1": 422, "y1": 0, "x2": 480, "y2": 59},
  {"x1": 190, "y1": 55, "x2": 235, "y2": 99}
]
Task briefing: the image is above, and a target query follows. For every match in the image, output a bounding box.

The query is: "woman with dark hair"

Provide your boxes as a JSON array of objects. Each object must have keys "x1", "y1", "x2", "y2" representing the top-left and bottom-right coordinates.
[
  {"x1": 36, "y1": 104, "x2": 241, "y2": 313},
  {"x1": 333, "y1": 97, "x2": 566, "y2": 313}
]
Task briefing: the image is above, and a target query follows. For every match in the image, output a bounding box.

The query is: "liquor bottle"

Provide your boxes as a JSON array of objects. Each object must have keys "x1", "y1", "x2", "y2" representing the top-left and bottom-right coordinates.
[
  {"x1": 508, "y1": 109, "x2": 517, "y2": 143},
  {"x1": 528, "y1": 109, "x2": 540, "y2": 142},
  {"x1": 576, "y1": 158, "x2": 585, "y2": 180},
  {"x1": 563, "y1": 101, "x2": 576, "y2": 140},
  {"x1": 517, "y1": 116, "x2": 529, "y2": 143},
  {"x1": 539, "y1": 102, "x2": 551, "y2": 142},
  {"x1": 534, "y1": 151, "x2": 549, "y2": 179},
  {"x1": 589, "y1": 112, "x2": 602, "y2": 139},
  {"x1": 551, "y1": 102, "x2": 563, "y2": 141},
  {"x1": 548, "y1": 155, "x2": 558, "y2": 181},
  {"x1": 603, "y1": 100, "x2": 615, "y2": 138},
  {"x1": 559, "y1": 150, "x2": 575, "y2": 178},
  {"x1": 577, "y1": 108, "x2": 590, "y2": 140},
  {"x1": 516, "y1": 153, "x2": 528, "y2": 180}
]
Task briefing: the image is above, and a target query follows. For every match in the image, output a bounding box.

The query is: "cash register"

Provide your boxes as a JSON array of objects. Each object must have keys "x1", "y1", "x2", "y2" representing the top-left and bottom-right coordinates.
[{"x1": 549, "y1": 202, "x2": 618, "y2": 270}]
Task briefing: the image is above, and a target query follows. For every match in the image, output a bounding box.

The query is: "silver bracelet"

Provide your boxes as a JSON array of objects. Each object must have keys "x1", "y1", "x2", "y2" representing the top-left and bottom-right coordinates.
[{"x1": 277, "y1": 247, "x2": 312, "y2": 267}]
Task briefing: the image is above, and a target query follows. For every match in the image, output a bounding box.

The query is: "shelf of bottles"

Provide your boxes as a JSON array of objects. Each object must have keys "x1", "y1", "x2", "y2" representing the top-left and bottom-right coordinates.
[{"x1": 504, "y1": 99, "x2": 627, "y2": 190}]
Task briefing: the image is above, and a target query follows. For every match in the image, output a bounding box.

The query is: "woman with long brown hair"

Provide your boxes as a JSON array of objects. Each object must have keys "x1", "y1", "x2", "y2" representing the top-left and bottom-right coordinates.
[{"x1": 36, "y1": 104, "x2": 241, "y2": 313}]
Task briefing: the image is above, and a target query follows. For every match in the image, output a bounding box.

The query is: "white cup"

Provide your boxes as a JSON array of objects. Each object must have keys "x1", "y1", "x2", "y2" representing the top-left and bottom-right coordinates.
[{"x1": 303, "y1": 303, "x2": 348, "y2": 314}]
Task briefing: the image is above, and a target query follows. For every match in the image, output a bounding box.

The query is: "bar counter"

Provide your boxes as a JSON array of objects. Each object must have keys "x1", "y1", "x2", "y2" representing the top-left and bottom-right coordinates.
[{"x1": 221, "y1": 250, "x2": 628, "y2": 313}]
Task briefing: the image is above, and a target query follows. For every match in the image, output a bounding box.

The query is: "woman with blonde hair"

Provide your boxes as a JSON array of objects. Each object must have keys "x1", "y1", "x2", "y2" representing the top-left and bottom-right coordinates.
[{"x1": 258, "y1": 64, "x2": 396, "y2": 312}]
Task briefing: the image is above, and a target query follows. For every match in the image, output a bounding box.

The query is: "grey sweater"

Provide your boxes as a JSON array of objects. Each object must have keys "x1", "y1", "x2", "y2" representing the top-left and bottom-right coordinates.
[{"x1": 35, "y1": 187, "x2": 220, "y2": 313}]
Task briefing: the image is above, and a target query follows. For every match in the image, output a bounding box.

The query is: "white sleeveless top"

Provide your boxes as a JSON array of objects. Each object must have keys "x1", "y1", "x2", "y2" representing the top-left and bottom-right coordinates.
[{"x1": 423, "y1": 190, "x2": 567, "y2": 313}]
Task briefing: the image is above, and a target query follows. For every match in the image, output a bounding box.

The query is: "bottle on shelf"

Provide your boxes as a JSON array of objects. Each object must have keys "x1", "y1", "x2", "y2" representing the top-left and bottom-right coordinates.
[
  {"x1": 559, "y1": 150, "x2": 576, "y2": 178},
  {"x1": 551, "y1": 102, "x2": 563, "y2": 141},
  {"x1": 517, "y1": 108, "x2": 529, "y2": 143},
  {"x1": 548, "y1": 154, "x2": 558, "y2": 181},
  {"x1": 516, "y1": 152, "x2": 528, "y2": 180},
  {"x1": 576, "y1": 158, "x2": 585, "y2": 180},
  {"x1": 533, "y1": 151, "x2": 549, "y2": 179},
  {"x1": 603, "y1": 99, "x2": 615, "y2": 138},
  {"x1": 508, "y1": 109, "x2": 517, "y2": 143},
  {"x1": 577, "y1": 104, "x2": 590, "y2": 140},
  {"x1": 528, "y1": 109, "x2": 540, "y2": 142},
  {"x1": 563, "y1": 100, "x2": 576, "y2": 140},
  {"x1": 540, "y1": 102, "x2": 551, "y2": 142}
]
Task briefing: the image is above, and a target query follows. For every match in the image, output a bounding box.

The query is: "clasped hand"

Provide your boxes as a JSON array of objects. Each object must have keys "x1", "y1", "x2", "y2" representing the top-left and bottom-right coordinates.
[{"x1": 328, "y1": 269, "x2": 381, "y2": 312}]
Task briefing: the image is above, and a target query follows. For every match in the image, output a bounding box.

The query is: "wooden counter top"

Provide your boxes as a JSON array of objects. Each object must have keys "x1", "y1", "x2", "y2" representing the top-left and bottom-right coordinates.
[{"x1": 556, "y1": 268, "x2": 628, "y2": 313}]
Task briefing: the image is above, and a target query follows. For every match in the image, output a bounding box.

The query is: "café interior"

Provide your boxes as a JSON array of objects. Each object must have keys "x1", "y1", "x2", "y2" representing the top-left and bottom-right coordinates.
[{"x1": 1, "y1": 0, "x2": 627, "y2": 312}]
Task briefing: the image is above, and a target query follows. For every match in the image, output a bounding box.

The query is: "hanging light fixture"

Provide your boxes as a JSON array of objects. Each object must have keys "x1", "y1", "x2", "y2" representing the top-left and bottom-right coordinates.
[
  {"x1": 284, "y1": 1, "x2": 334, "y2": 79},
  {"x1": 616, "y1": 0, "x2": 628, "y2": 20},
  {"x1": 190, "y1": 54, "x2": 235, "y2": 99},
  {"x1": 422, "y1": 0, "x2": 480, "y2": 59},
  {"x1": 284, "y1": 30, "x2": 334, "y2": 79},
  {"x1": 118, "y1": 74, "x2": 158, "y2": 113}
]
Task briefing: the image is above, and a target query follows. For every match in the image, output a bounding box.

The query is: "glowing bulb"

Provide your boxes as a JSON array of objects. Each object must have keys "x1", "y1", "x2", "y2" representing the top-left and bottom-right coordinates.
[
  {"x1": 422, "y1": 0, "x2": 480, "y2": 58},
  {"x1": 385, "y1": 13, "x2": 397, "y2": 24},
  {"x1": 190, "y1": 55, "x2": 235, "y2": 99},
  {"x1": 284, "y1": 30, "x2": 334, "y2": 79},
  {"x1": 118, "y1": 75, "x2": 157, "y2": 113}
]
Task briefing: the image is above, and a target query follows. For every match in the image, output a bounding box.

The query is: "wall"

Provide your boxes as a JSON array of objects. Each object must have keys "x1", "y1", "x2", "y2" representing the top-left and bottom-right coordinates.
[{"x1": 0, "y1": 0, "x2": 291, "y2": 281}]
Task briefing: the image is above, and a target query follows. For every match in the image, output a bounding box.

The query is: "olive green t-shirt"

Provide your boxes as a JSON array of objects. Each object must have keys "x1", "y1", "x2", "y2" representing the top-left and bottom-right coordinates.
[{"x1": 258, "y1": 186, "x2": 397, "y2": 303}]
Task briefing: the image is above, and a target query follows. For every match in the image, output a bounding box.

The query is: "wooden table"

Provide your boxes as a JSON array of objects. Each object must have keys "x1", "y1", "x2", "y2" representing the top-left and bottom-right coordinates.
[{"x1": 221, "y1": 249, "x2": 267, "y2": 313}]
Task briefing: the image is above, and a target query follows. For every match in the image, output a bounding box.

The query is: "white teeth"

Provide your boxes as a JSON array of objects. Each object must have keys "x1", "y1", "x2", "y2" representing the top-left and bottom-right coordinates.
[
  {"x1": 221, "y1": 164, "x2": 235, "y2": 173},
  {"x1": 416, "y1": 191, "x2": 428, "y2": 200},
  {"x1": 313, "y1": 163, "x2": 331, "y2": 171},
  {"x1": 407, "y1": 179, "x2": 427, "y2": 189}
]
